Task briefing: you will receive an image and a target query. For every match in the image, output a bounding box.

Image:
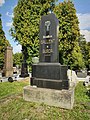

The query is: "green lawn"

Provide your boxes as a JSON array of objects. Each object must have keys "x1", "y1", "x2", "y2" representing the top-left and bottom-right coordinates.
[{"x1": 0, "y1": 80, "x2": 90, "y2": 120}]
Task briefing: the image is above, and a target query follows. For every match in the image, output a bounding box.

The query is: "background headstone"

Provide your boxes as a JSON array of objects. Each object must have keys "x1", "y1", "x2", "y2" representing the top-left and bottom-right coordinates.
[
  {"x1": 3, "y1": 46, "x2": 13, "y2": 77},
  {"x1": 19, "y1": 45, "x2": 29, "y2": 77}
]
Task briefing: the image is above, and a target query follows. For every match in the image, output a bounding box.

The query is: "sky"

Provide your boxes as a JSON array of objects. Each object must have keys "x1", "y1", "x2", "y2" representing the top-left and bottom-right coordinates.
[{"x1": 0, "y1": 0, "x2": 90, "y2": 53}]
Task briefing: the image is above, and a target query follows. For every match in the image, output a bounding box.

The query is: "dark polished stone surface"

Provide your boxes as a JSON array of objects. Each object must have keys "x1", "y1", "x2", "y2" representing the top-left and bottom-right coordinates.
[
  {"x1": 31, "y1": 78, "x2": 62, "y2": 90},
  {"x1": 32, "y1": 63, "x2": 61, "y2": 80},
  {"x1": 20, "y1": 62, "x2": 29, "y2": 77},
  {"x1": 39, "y1": 13, "x2": 59, "y2": 63},
  {"x1": 20, "y1": 46, "x2": 29, "y2": 78},
  {"x1": 31, "y1": 63, "x2": 69, "y2": 90},
  {"x1": 60, "y1": 65, "x2": 68, "y2": 80}
]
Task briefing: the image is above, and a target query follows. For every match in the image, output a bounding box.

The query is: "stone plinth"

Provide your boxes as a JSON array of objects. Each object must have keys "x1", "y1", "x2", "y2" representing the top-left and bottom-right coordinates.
[
  {"x1": 23, "y1": 83, "x2": 75, "y2": 109},
  {"x1": 3, "y1": 46, "x2": 13, "y2": 77}
]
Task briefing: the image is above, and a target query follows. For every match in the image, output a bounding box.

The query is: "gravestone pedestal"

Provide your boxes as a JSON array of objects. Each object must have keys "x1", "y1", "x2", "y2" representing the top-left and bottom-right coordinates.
[
  {"x1": 31, "y1": 63, "x2": 69, "y2": 90},
  {"x1": 23, "y1": 82, "x2": 75, "y2": 109}
]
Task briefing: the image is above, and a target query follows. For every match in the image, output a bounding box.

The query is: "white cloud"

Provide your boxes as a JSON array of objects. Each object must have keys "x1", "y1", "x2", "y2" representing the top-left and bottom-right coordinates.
[
  {"x1": 6, "y1": 12, "x2": 14, "y2": 18},
  {"x1": 13, "y1": 44, "x2": 22, "y2": 54},
  {"x1": 77, "y1": 13, "x2": 90, "y2": 29},
  {"x1": 0, "y1": 0, "x2": 5, "y2": 6},
  {"x1": 6, "y1": 21, "x2": 12, "y2": 27},
  {"x1": 77, "y1": 13, "x2": 90, "y2": 42},
  {"x1": 80, "y1": 30, "x2": 90, "y2": 42}
]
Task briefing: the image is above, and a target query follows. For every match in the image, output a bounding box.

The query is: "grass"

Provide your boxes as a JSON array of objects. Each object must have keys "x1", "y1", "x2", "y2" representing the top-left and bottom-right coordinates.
[
  {"x1": 0, "y1": 80, "x2": 28, "y2": 99},
  {"x1": 0, "y1": 80, "x2": 90, "y2": 120}
]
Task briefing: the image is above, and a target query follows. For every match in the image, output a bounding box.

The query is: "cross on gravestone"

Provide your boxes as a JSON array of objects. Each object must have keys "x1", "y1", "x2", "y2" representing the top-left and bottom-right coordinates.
[{"x1": 39, "y1": 13, "x2": 59, "y2": 63}]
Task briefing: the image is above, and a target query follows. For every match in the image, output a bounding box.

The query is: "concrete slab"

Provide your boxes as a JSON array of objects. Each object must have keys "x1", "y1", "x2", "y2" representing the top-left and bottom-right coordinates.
[{"x1": 23, "y1": 83, "x2": 75, "y2": 109}]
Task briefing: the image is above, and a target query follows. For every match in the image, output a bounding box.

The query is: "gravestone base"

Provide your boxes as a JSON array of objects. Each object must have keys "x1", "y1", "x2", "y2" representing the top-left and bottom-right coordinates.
[
  {"x1": 23, "y1": 83, "x2": 75, "y2": 109},
  {"x1": 19, "y1": 74, "x2": 29, "y2": 78},
  {"x1": 31, "y1": 78, "x2": 69, "y2": 90},
  {"x1": 31, "y1": 63, "x2": 69, "y2": 90}
]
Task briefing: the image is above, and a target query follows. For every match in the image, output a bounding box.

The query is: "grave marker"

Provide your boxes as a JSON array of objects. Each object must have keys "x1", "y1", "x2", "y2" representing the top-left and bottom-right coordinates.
[
  {"x1": 31, "y1": 13, "x2": 69, "y2": 90},
  {"x1": 3, "y1": 46, "x2": 13, "y2": 77},
  {"x1": 39, "y1": 13, "x2": 59, "y2": 62}
]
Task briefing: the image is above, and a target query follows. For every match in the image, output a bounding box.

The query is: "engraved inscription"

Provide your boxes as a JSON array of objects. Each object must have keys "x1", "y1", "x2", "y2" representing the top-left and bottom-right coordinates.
[
  {"x1": 43, "y1": 35, "x2": 52, "y2": 39},
  {"x1": 41, "y1": 39, "x2": 55, "y2": 44},
  {"x1": 43, "y1": 49, "x2": 53, "y2": 54}
]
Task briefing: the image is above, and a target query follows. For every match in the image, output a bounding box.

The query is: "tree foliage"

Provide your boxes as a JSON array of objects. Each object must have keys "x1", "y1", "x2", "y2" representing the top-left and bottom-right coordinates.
[
  {"x1": 11, "y1": 0, "x2": 86, "y2": 70},
  {"x1": 0, "y1": 14, "x2": 10, "y2": 69},
  {"x1": 10, "y1": 0, "x2": 57, "y2": 65},
  {"x1": 54, "y1": 0, "x2": 84, "y2": 70},
  {"x1": 78, "y1": 35, "x2": 90, "y2": 70},
  {"x1": 86, "y1": 42, "x2": 90, "y2": 70},
  {"x1": 13, "y1": 52, "x2": 22, "y2": 67}
]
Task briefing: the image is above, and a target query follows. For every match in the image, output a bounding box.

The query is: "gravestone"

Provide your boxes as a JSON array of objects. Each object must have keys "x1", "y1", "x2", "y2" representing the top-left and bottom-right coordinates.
[
  {"x1": 31, "y1": 13, "x2": 69, "y2": 90},
  {"x1": 20, "y1": 45, "x2": 29, "y2": 77},
  {"x1": 23, "y1": 13, "x2": 75, "y2": 109},
  {"x1": 3, "y1": 46, "x2": 13, "y2": 77},
  {"x1": 39, "y1": 13, "x2": 59, "y2": 63}
]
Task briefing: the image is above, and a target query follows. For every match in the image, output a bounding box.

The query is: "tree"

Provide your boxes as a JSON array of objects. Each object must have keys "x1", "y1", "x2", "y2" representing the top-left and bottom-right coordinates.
[
  {"x1": 54, "y1": 0, "x2": 84, "y2": 70},
  {"x1": 85, "y1": 42, "x2": 90, "y2": 70},
  {"x1": 10, "y1": 0, "x2": 57, "y2": 65},
  {"x1": 13, "y1": 52, "x2": 22, "y2": 67},
  {"x1": 0, "y1": 14, "x2": 10, "y2": 69},
  {"x1": 78, "y1": 35, "x2": 90, "y2": 70}
]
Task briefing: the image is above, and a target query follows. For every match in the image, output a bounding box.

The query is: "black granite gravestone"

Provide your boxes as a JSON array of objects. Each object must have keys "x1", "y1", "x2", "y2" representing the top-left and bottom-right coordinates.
[
  {"x1": 31, "y1": 13, "x2": 69, "y2": 90},
  {"x1": 20, "y1": 46, "x2": 29, "y2": 77},
  {"x1": 39, "y1": 13, "x2": 59, "y2": 63}
]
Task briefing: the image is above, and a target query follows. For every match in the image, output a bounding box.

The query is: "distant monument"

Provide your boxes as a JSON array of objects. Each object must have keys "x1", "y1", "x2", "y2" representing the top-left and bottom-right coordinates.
[
  {"x1": 31, "y1": 13, "x2": 69, "y2": 90},
  {"x1": 20, "y1": 45, "x2": 29, "y2": 77},
  {"x1": 3, "y1": 46, "x2": 13, "y2": 77}
]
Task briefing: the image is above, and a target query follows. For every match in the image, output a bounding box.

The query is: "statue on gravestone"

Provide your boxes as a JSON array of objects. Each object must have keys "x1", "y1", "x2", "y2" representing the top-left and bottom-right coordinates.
[{"x1": 19, "y1": 45, "x2": 29, "y2": 77}]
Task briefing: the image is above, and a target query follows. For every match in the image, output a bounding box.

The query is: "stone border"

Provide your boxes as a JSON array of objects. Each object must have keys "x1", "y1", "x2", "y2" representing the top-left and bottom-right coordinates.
[{"x1": 23, "y1": 83, "x2": 75, "y2": 109}]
